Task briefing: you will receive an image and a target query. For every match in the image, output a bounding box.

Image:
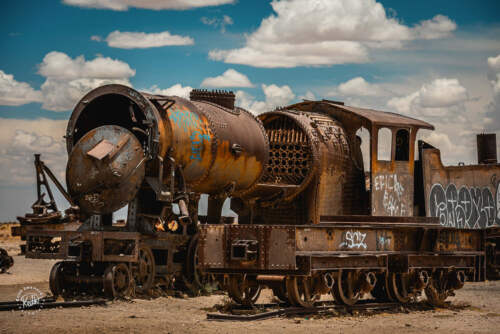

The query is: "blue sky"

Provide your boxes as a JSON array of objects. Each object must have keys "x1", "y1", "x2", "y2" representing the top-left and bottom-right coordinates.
[{"x1": 0, "y1": 0, "x2": 499, "y2": 221}]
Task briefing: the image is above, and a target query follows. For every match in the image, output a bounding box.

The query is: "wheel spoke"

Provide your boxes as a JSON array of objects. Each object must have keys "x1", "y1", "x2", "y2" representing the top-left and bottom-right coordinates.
[
  {"x1": 286, "y1": 276, "x2": 316, "y2": 307},
  {"x1": 389, "y1": 273, "x2": 411, "y2": 303},
  {"x1": 227, "y1": 274, "x2": 261, "y2": 305},
  {"x1": 132, "y1": 245, "x2": 155, "y2": 294},
  {"x1": 332, "y1": 270, "x2": 360, "y2": 305}
]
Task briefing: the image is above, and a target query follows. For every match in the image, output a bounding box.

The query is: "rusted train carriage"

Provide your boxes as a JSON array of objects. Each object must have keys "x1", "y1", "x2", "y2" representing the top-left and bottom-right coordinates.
[
  {"x1": 198, "y1": 100, "x2": 487, "y2": 307},
  {"x1": 419, "y1": 134, "x2": 500, "y2": 279}
]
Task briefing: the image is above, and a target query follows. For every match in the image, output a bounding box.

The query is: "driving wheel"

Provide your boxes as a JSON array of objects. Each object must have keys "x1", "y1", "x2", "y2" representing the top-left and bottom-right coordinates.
[
  {"x1": 132, "y1": 245, "x2": 155, "y2": 294},
  {"x1": 104, "y1": 263, "x2": 132, "y2": 298},
  {"x1": 286, "y1": 276, "x2": 319, "y2": 308},
  {"x1": 227, "y1": 274, "x2": 261, "y2": 305},
  {"x1": 332, "y1": 270, "x2": 361, "y2": 305}
]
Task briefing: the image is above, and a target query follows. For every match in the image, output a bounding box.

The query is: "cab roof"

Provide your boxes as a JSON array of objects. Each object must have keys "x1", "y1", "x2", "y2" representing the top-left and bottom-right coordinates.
[{"x1": 288, "y1": 99, "x2": 435, "y2": 130}]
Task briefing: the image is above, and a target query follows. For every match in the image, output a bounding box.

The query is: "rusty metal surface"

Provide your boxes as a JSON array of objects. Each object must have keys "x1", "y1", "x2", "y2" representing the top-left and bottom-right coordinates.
[
  {"x1": 287, "y1": 101, "x2": 431, "y2": 218},
  {"x1": 67, "y1": 84, "x2": 268, "y2": 207},
  {"x1": 255, "y1": 110, "x2": 321, "y2": 202},
  {"x1": 288, "y1": 100, "x2": 434, "y2": 130},
  {"x1": 20, "y1": 85, "x2": 497, "y2": 302},
  {"x1": 236, "y1": 107, "x2": 367, "y2": 226},
  {"x1": 25, "y1": 229, "x2": 140, "y2": 263},
  {"x1": 199, "y1": 224, "x2": 296, "y2": 271},
  {"x1": 184, "y1": 100, "x2": 268, "y2": 196},
  {"x1": 422, "y1": 146, "x2": 500, "y2": 229},
  {"x1": 369, "y1": 124, "x2": 418, "y2": 217},
  {"x1": 199, "y1": 220, "x2": 483, "y2": 275},
  {"x1": 66, "y1": 84, "x2": 166, "y2": 158},
  {"x1": 190, "y1": 89, "x2": 235, "y2": 110},
  {"x1": 66, "y1": 125, "x2": 145, "y2": 214}
]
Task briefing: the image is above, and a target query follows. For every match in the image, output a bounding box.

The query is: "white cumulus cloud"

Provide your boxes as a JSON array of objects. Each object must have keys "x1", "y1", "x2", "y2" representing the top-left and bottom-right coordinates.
[
  {"x1": 236, "y1": 84, "x2": 295, "y2": 115},
  {"x1": 37, "y1": 51, "x2": 135, "y2": 111},
  {"x1": 63, "y1": 0, "x2": 235, "y2": 11},
  {"x1": 147, "y1": 84, "x2": 193, "y2": 99},
  {"x1": 105, "y1": 30, "x2": 194, "y2": 49},
  {"x1": 209, "y1": 0, "x2": 456, "y2": 68},
  {"x1": 201, "y1": 15, "x2": 234, "y2": 32},
  {"x1": 0, "y1": 118, "x2": 67, "y2": 186},
  {"x1": 0, "y1": 51, "x2": 136, "y2": 111},
  {"x1": 38, "y1": 51, "x2": 135, "y2": 80},
  {"x1": 387, "y1": 78, "x2": 468, "y2": 117},
  {"x1": 0, "y1": 70, "x2": 43, "y2": 106},
  {"x1": 411, "y1": 14, "x2": 457, "y2": 40},
  {"x1": 386, "y1": 77, "x2": 479, "y2": 164},
  {"x1": 201, "y1": 69, "x2": 253, "y2": 88},
  {"x1": 485, "y1": 54, "x2": 500, "y2": 132},
  {"x1": 337, "y1": 77, "x2": 387, "y2": 96}
]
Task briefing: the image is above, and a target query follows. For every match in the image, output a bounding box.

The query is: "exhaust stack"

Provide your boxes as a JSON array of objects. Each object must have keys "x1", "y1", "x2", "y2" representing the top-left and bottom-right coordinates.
[{"x1": 477, "y1": 133, "x2": 497, "y2": 164}]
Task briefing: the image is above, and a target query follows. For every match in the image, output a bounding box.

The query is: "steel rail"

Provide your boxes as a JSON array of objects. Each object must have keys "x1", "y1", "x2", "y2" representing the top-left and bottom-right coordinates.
[{"x1": 207, "y1": 301, "x2": 401, "y2": 321}]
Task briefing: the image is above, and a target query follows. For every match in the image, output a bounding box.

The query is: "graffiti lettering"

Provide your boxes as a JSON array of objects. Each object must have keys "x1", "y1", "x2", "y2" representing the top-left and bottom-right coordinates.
[
  {"x1": 339, "y1": 231, "x2": 367, "y2": 249},
  {"x1": 374, "y1": 174, "x2": 406, "y2": 216},
  {"x1": 168, "y1": 108, "x2": 211, "y2": 161},
  {"x1": 429, "y1": 183, "x2": 498, "y2": 229},
  {"x1": 168, "y1": 108, "x2": 203, "y2": 133},
  {"x1": 189, "y1": 130, "x2": 211, "y2": 161},
  {"x1": 375, "y1": 230, "x2": 392, "y2": 251}
]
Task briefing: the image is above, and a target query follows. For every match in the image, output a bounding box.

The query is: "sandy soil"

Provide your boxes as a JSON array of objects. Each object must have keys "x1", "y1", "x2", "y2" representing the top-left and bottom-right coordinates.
[{"x1": 1, "y1": 239, "x2": 500, "y2": 334}]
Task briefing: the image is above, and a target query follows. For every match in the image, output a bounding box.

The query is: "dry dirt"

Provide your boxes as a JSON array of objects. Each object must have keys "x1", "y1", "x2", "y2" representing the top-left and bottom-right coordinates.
[{"x1": 1, "y1": 238, "x2": 500, "y2": 334}]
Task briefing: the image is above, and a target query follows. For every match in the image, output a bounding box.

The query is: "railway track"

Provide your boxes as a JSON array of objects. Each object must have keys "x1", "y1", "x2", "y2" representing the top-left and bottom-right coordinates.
[{"x1": 206, "y1": 301, "x2": 432, "y2": 321}]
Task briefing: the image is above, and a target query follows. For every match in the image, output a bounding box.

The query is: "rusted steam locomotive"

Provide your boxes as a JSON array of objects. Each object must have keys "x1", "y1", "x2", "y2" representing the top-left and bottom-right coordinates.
[
  {"x1": 15, "y1": 84, "x2": 268, "y2": 297},
  {"x1": 13, "y1": 84, "x2": 498, "y2": 306},
  {"x1": 197, "y1": 101, "x2": 499, "y2": 307}
]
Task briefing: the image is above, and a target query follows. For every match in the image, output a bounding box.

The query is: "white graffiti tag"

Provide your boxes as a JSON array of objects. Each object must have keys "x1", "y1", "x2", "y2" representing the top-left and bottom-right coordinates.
[
  {"x1": 374, "y1": 174, "x2": 406, "y2": 216},
  {"x1": 339, "y1": 231, "x2": 367, "y2": 249},
  {"x1": 429, "y1": 183, "x2": 499, "y2": 229}
]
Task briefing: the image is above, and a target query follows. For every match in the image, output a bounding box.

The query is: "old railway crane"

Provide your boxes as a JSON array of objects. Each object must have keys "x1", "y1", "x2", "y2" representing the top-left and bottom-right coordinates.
[{"x1": 14, "y1": 85, "x2": 268, "y2": 297}]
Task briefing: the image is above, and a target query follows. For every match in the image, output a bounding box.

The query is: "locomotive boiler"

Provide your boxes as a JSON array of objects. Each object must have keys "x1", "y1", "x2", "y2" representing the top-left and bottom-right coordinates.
[{"x1": 16, "y1": 84, "x2": 268, "y2": 297}]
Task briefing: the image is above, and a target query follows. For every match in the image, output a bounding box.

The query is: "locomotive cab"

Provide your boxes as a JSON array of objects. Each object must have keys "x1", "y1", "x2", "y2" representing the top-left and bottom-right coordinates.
[{"x1": 283, "y1": 100, "x2": 434, "y2": 218}]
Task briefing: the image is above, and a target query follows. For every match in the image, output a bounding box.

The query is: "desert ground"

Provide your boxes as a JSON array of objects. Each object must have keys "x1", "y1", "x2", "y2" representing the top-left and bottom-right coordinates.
[{"x1": 1, "y1": 237, "x2": 500, "y2": 334}]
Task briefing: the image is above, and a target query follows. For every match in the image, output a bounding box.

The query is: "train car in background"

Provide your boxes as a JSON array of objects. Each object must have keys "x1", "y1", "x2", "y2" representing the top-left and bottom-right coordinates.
[{"x1": 418, "y1": 134, "x2": 500, "y2": 279}]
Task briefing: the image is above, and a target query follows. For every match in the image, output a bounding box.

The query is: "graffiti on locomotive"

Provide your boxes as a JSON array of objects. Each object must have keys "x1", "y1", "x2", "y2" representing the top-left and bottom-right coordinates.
[
  {"x1": 373, "y1": 173, "x2": 407, "y2": 216},
  {"x1": 429, "y1": 179, "x2": 500, "y2": 229},
  {"x1": 168, "y1": 106, "x2": 212, "y2": 161}
]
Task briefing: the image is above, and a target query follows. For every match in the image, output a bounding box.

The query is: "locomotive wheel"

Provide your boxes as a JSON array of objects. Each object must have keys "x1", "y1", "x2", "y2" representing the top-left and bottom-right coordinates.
[
  {"x1": 371, "y1": 272, "x2": 394, "y2": 301},
  {"x1": 104, "y1": 263, "x2": 132, "y2": 298},
  {"x1": 286, "y1": 276, "x2": 319, "y2": 308},
  {"x1": 389, "y1": 272, "x2": 411, "y2": 303},
  {"x1": 49, "y1": 262, "x2": 78, "y2": 298},
  {"x1": 227, "y1": 274, "x2": 261, "y2": 305},
  {"x1": 49, "y1": 262, "x2": 65, "y2": 296},
  {"x1": 425, "y1": 271, "x2": 449, "y2": 306},
  {"x1": 132, "y1": 245, "x2": 155, "y2": 294},
  {"x1": 332, "y1": 270, "x2": 360, "y2": 305},
  {"x1": 185, "y1": 234, "x2": 216, "y2": 293},
  {"x1": 271, "y1": 281, "x2": 289, "y2": 304}
]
